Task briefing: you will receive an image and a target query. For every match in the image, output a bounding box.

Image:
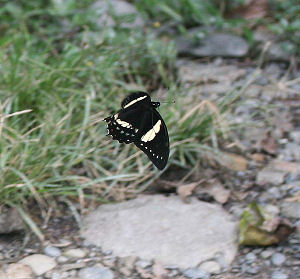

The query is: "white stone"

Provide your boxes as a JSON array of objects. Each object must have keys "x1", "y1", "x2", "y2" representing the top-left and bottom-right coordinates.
[
  {"x1": 199, "y1": 261, "x2": 221, "y2": 274},
  {"x1": 44, "y1": 246, "x2": 62, "y2": 257},
  {"x1": 64, "y1": 248, "x2": 87, "y2": 258},
  {"x1": 20, "y1": 254, "x2": 56, "y2": 276},
  {"x1": 2, "y1": 263, "x2": 34, "y2": 279},
  {"x1": 82, "y1": 195, "x2": 238, "y2": 269}
]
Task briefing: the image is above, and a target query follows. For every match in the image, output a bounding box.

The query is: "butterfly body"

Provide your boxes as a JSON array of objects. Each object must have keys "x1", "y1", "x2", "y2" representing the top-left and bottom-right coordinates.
[{"x1": 104, "y1": 92, "x2": 169, "y2": 170}]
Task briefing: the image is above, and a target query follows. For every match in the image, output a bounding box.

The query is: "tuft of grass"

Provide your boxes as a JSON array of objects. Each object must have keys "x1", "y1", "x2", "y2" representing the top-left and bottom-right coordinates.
[{"x1": 0, "y1": 0, "x2": 245, "y2": 211}]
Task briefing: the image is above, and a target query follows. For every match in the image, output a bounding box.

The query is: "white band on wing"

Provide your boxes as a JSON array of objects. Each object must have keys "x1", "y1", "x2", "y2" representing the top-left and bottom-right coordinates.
[
  {"x1": 141, "y1": 120, "x2": 162, "y2": 142},
  {"x1": 123, "y1": 95, "x2": 147, "y2": 108}
]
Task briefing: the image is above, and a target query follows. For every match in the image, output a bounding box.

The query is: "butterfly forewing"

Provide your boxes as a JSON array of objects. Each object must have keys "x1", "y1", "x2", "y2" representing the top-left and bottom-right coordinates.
[
  {"x1": 104, "y1": 91, "x2": 170, "y2": 170},
  {"x1": 121, "y1": 91, "x2": 150, "y2": 109}
]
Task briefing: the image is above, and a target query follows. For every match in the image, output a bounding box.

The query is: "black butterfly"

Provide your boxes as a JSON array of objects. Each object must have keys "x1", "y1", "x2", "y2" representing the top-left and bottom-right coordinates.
[{"x1": 104, "y1": 92, "x2": 169, "y2": 170}]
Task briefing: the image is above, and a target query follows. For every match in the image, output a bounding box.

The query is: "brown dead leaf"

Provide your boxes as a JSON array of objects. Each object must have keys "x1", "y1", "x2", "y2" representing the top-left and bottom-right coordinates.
[
  {"x1": 231, "y1": 0, "x2": 269, "y2": 19},
  {"x1": 260, "y1": 131, "x2": 277, "y2": 155},
  {"x1": 177, "y1": 182, "x2": 201, "y2": 203},
  {"x1": 207, "y1": 180, "x2": 231, "y2": 204},
  {"x1": 220, "y1": 152, "x2": 248, "y2": 171},
  {"x1": 195, "y1": 179, "x2": 230, "y2": 204}
]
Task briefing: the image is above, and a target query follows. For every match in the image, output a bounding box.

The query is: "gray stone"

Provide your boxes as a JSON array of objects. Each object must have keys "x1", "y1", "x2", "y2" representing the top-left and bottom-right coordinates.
[
  {"x1": 20, "y1": 254, "x2": 57, "y2": 276},
  {"x1": 176, "y1": 31, "x2": 249, "y2": 57},
  {"x1": 0, "y1": 207, "x2": 25, "y2": 233},
  {"x1": 261, "y1": 250, "x2": 273, "y2": 259},
  {"x1": 199, "y1": 261, "x2": 221, "y2": 274},
  {"x1": 282, "y1": 143, "x2": 300, "y2": 161},
  {"x1": 245, "y1": 252, "x2": 257, "y2": 263},
  {"x1": 120, "y1": 255, "x2": 137, "y2": 269},
  {"x1": 78, "y1": 266, "x2": 114, "y2": 279},
  {"x1": 271, "y1": 253, "x2": 286, "y2": 266},
  {"x1": 92, "y1": 0, "x2": 144, "y2": 28},
  {"x1": 135, "y1": 259, "x2": 152, "y2": 269},
  {"x1": 57, "y1": 256, "x2": 69, "y2": 263},
  {"x1": 245, "y1": 266, "x2": 260, "y2": 275},
  {"x1": 253, "y1": 30, "x2": 276, "y2": 43},
  {"x1": 290, "y1": 131, "x2": 300, "y2": 143},
  {"x1": 268, "y1": 186, "x2": 282, "y2": 197},
  {"x1": 271, "y1": 270, "x2": 288, "y2": 279},
  {"x1": 256, "y1": 168, "x2": 286, "y2": 185},
  {"x1": 44, "y1": 246, "x2": 62, "y2": 257},
  {"x1": 281, "y1": 201, "x2": 300, "y2": 218},
  {"x1": 82, "y1": 195, "x2": 238, "y2": 269},
  {"x1": 176, "y1": 60, "x2": 246, "y2": 86},
  {"x1": 267, "y1": 41, "x2": 295, "y2": 62},
  {"x1": 183, "y1": 268, "x2": 210, "y2": 279}
]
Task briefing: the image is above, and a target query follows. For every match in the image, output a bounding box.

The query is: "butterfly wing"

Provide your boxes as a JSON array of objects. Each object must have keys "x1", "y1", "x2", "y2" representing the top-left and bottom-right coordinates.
[
  {"x1": 104, "y1": 91, "x2": 169, "y2": 170},
  {"x1": 121, "y1": 91, "x2": 150, "y2": 109},
  {"x1": 104, "y1": 108, "x2": 140, "y2": 144},
  {"x1": 134, "y1": 109, "x2": 169, "y2": 170}
]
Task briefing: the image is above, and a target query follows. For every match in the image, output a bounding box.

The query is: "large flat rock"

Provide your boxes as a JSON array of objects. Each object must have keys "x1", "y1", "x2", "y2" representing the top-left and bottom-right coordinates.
[{"x1": 81, "y1": 195, "x2": 238, "y2": 269}]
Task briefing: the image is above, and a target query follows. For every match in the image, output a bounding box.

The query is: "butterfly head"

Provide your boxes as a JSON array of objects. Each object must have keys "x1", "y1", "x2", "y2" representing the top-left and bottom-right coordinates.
[{"x1": 151, "y1": 101, "x2": 160, "y2": 108}]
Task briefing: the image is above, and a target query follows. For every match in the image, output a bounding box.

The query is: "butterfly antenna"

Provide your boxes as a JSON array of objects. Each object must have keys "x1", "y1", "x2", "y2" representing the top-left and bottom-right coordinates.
[{"x1": 160, "y1": 99, "x2": 176, "y2": 104}]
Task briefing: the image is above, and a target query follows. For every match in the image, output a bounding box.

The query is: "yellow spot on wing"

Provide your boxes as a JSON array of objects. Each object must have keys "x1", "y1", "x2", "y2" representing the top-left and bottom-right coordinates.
[{"x1": 116, "y1": 118, "x2": 132, "y2": 128}]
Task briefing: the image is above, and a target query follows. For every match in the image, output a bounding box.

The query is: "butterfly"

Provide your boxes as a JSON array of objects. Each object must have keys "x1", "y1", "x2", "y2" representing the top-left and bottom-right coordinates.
[{"x1": 104, "y1": 91, "x2": 169, "y2": 170}]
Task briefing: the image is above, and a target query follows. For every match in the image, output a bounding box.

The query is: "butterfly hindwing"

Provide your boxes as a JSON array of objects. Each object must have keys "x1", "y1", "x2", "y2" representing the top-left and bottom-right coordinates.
[
  {"x1": 104, "y1": 91, "x2": 170, "y2": 170},
  {"x1": 134, "y1": 109, "x2": 169, "y2": 170},
  {"x1": 104, "y1": 107, "x2": 142, "y2": 144}
]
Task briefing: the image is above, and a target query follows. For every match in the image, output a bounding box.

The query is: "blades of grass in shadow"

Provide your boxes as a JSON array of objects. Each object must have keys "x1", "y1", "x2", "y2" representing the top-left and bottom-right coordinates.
[
  {"x1": 14, "y1": 204, "x2": 45, "y2": 242},
  {"x1": 7, "y1": 167, "x2": 47, "y2": 208},
  {"x1": 59, "y1": 197, "x2": 82, "y2": 228}
]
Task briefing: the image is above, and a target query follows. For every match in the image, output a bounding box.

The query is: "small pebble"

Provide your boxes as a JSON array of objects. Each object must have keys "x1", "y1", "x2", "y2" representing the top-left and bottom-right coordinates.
[
  {"x1": 56, "y1": 256, "x2": 69, "y2": 263},
  {"x1": 261, "y1": 250, "x2": 273, "y2": 259},
  {"x1": 44, "y1": 246, "x2": 62, "y2": 257},
  {"x1": 271, "y1": 270, "x2": 288, "y2": 279},
  {"x1": 119, "y1": 255, "x2": 137, "y2": 269},
  {"x1": 245, "y1": 266, "x2": 260, "y2": 275},
  {"x1": 64, "y1": 248, "x2": 87, "y2": 259},
  {"x1": 51, "y1": 271, "x2": 61, "y2": 279},
  {"x1": 271, "y1": 253, "x2": 286, "y2": 266},
  {"x1": 294, "y1": 253, "x2": 300, "y2": 259},
  {"x1": 20, "y1": 254, "x2": 57, "y2": 276},
  {"x1": 245, "y1": 252, "x2": 257, "y2": 263},
  {"x1": 183, "y1": 267, "x2": 210, "y2": 279},
  {"x1": 135, "y1": 259, "x2": 152, "y2": 269},
  {"x1": 78, "y1": 266, "x2": 114, "y2": 279}
]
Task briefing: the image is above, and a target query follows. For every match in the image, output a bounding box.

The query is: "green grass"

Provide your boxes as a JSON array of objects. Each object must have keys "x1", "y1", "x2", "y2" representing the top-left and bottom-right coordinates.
[
  {"x1": 0, "y1": 0, "x2": 232, "y2": 209},
  {"x1": 1, "y1": 0, "x2": 295, "y2": 212}
]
